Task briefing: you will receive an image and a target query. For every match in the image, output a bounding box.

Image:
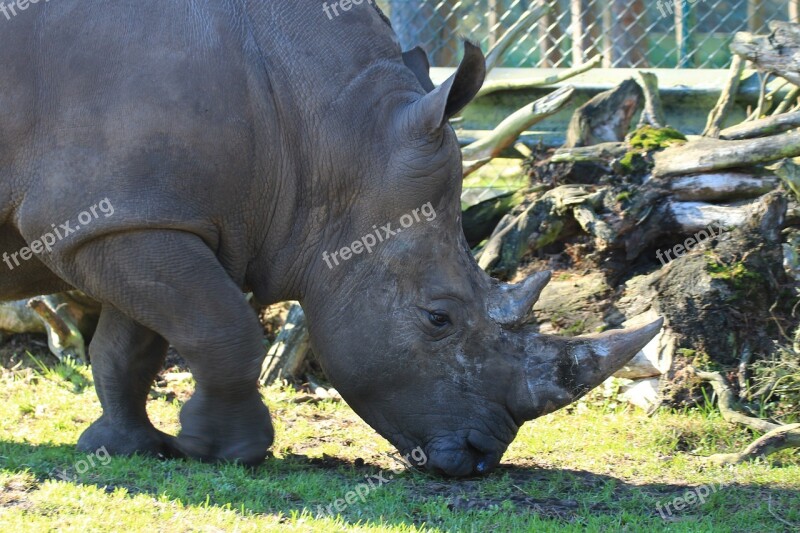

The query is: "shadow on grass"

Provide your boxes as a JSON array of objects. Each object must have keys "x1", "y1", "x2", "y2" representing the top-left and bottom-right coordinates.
[{"x1": 2, "y1": 440, "x2": 799, "y2": 529}]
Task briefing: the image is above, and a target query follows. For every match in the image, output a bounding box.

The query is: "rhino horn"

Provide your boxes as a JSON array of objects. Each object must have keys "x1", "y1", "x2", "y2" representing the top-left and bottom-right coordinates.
[
  {"x1": 507, "y1": 318, "x2": 664, "y2": 422},
  {"x1": 488, "y1": 270, "x2": 551, "y2": 328}
]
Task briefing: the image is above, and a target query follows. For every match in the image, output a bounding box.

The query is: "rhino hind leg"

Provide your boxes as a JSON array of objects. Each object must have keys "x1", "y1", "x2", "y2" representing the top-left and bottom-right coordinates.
[
  {"x1": 78, "y1": 306, "x2": 175, "y2": 457},
  {"x1": 66, "y1": 230, "x2": 273, "y2": 465}
]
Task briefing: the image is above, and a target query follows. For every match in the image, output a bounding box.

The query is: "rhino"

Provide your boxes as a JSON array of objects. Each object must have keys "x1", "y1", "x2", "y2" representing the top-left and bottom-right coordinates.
[{"x1": 0, "y1": 1, "x2": 662, "y2": 476}]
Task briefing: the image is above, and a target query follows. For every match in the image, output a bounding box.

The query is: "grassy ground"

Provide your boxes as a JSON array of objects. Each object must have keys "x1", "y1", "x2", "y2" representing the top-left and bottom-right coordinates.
[{"x1": 1, "y1": 342, "x2": 798, "y2": 532}]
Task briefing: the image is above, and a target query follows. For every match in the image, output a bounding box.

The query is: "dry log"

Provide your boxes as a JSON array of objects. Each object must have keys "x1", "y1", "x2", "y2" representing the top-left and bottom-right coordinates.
[
  {"x1": 614, "y1": 193, "x2": 789, "y2": 411},
  {"x1": 462, "y1": 85, "x2": 575, "y2": 175},
  {"x1": 550, "y1": 142, "x2": 628, "y2": 164},
  {"x1": 259, "y1": 302, "x2": 311, "y2": 385},
  {"x1": 720, "y1": 110, "x2": 800, "y2": 140},
  {"x1": 477, "y1": 185, "x2": 598, "y2": 275},
  {"x1": 477, "y1": 55, "x2": 601, "y2": 98},
  {"x1": 731, "y1": 21, "x2": 800, "y2": 86},
  {"x1": 668, "y1": 200, "x2": 759, "y2": 233},
  {"x1": 531, "y1": 272, "x2": 611, "y2": 334},
  {"x1": 563, "y1": 79, "x2": 643, "y2": 148},
  {"x1": 660, "y1": 173, "x2": 778, "y2": 202},
  {"x1": 702, "y1": 55, "x2": 746, "y2": 138},
  {"x1": 0, "y1": 300, "x2": 46, "y2": 334},
  {"x1": 652, "y1": 131, "x2": 800, "y2": 178},
  {"x1": 0, "y1": 292, "x2": 99, "y2": 363},
  {"x1": 624, "y1": 199, "x2": 757, "y2": 259},
  {"x1": 572, "y1": 204, "x2": 615, "y2": 250}
]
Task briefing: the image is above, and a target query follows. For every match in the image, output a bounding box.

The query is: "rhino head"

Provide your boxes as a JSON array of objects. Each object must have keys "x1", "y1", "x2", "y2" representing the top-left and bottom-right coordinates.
[{"x1": 301, "y1": 42, "x2": 662, "y2": 477}]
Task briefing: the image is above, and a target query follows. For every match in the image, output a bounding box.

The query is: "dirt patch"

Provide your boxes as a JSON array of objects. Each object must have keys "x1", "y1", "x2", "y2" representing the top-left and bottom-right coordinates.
[{"x1": 0, "y1": 478, "x2": 37, "y2": 510}]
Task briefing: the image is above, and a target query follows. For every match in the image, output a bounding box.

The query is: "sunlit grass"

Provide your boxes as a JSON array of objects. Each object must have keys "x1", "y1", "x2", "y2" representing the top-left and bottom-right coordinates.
[{"x1": 1, "y1": 351, "x2": 798, "y2": 532}]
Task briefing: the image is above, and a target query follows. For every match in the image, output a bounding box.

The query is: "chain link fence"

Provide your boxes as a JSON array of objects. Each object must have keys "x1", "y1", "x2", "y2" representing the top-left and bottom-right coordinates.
[{"x1": 379, "y1": 0, "x2": 794, "y2": 68}]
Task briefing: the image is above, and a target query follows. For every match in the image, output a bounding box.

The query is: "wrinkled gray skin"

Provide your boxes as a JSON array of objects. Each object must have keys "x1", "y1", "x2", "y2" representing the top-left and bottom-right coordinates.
[{"x1": 0, "y1": 1, "x2": 662, "y2": 476}]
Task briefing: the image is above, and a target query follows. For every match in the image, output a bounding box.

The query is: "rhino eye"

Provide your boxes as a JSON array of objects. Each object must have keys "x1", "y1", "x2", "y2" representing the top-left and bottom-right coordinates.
[{"x1": 428, "y1": 311, "x2": 451, "y2": 327}]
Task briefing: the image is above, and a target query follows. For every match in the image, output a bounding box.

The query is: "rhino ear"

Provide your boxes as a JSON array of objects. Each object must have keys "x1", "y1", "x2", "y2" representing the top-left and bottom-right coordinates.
[
  {"x1": 408, "y1": 41, "x2": 485, "y2": 133},
  {"x1": 402, "y1": 46, "x2": 436, "y2": 93}
]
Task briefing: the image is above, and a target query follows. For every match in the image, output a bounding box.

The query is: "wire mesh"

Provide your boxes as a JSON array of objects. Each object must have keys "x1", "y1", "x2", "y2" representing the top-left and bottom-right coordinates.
[{"x1": 378, "y1": 0, "x2": 793, "y2": 68}]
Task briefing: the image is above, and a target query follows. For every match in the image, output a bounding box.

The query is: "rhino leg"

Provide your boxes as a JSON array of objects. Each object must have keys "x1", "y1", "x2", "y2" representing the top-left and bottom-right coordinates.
[
  {"x1": 66, "y1": 230, "x2": 273, "y2": 465},
  {"x1": 78, "y1": 306, "x2": 175, "y2": 457}
]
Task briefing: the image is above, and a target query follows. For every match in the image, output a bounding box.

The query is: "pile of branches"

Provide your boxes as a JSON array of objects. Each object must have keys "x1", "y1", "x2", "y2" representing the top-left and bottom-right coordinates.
[{"x1": 461, "y1": 20, "x2": 800, "y2": 464}]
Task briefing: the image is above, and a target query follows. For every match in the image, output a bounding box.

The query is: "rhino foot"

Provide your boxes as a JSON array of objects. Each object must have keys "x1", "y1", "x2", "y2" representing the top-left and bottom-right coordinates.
[
  {"x1": 175, "y1": 389, "x2": 274, "y2": 466},
  {"x1": 77, "y1": 415, "x2": 178, "y2": 458}
]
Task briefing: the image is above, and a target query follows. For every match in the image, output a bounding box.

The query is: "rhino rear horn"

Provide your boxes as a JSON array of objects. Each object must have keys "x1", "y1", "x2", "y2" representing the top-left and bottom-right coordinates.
[{"x1": 488, "y1": 271, "x2": 552, "y2": 328}]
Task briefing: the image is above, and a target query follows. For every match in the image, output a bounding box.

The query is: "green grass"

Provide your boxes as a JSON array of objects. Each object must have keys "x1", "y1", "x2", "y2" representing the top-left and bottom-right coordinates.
[{"x1": 1, "y1": 349, "x2": 799, "y2": 532}]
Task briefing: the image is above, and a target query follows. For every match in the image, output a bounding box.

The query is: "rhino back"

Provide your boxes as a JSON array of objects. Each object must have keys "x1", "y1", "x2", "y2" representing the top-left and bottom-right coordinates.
[
  {"x1": 0, "y1": 1, "x2": 416, "y2": 291},
  {"x1": 1, "y1": 2, "x2": 278, "y2": 251}
]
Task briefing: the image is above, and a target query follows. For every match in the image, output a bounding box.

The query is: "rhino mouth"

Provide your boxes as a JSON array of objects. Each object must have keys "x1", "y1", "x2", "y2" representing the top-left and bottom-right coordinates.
[{"x1": 420, "y1": 429, "x2": 513, "y2": 477}]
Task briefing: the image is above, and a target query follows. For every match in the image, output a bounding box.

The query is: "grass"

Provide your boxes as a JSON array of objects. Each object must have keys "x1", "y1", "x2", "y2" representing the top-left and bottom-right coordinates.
[{"x1": 1, "y1": 346, "x2": 799, "y2": 532}]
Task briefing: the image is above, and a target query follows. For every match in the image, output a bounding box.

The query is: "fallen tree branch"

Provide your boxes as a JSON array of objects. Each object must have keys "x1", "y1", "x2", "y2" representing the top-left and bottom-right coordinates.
[
  {"x1": 653, "y1": 131, "x2": 800, "y2": 178},
  {"x1": 550, "y1": 142, "x2": 627, "y2": 164},
  {"x1": 702, "y1": 55, "x2": 746, "y2": 138},
  {"x1": 746, "y1": 71, "x2": 774, "y2": 121},
  {"x1": 477, "y1": 56, "x2": 601, "y2": 98},
  {"x1": 462, "y1": 85, "x2": 575, "y2": 176},
  {"x1": 662, "y1": 173, "x2": 778, "y2": 202},
  {"x1": 692, "y1": 369, "x2": 800, "y2": 464},
  {"x1": 773, "y1": 85, "x2": 800, "y2": 116},
  {"x1": 731, "y1": 21, "x2": 800, "y2": 86},
  {"x1": 720, "y1": 110, "x2": 800, "y2": 140},
  {"x1": 707, "y1": 423, "x2": 800, "y2": 465},
  {"x1": 694, "y1": 369, "x2": 779, "y2": 433}
]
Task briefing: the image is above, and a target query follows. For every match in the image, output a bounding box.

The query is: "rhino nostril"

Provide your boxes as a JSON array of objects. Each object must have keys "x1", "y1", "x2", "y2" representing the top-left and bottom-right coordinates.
[{"x1": 465, "y1": 441, "x2": 495, "y2": 475}]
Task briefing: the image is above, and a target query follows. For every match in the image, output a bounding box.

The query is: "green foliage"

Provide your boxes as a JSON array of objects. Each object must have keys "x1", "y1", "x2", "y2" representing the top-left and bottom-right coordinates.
[
  {"x1": 615, "y1": 191, "x2": 633, "y2": 203},
  {"x1": 26, "y1": 352, "x2": 90, "y2": 393},
  {"x1": 705, "y1": 255, "x2": 763, "y2": 298},
  {"x1": 619, "y1": 126, "x2": 687, "y2": 174},
  {"x1": 628, "y1": 126, "x2": 687, "y2": 151},
  {"x1": 749, "y1": 346, "x2": 800, "y2": 423}
]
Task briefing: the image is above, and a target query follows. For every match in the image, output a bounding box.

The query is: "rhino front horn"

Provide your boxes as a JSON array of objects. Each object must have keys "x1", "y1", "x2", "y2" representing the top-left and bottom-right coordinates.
[{"x1": 508, "y1": 318, "x2": 664, "y2": 422}]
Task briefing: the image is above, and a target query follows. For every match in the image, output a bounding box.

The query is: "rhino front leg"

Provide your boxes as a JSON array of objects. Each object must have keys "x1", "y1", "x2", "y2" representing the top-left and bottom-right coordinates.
[
  {"x1": 65, "y1": 230, "x2": 274, "y2": 465},
  {"x1": 78, "y1": 306, "x2": 175, "y2": 457}
]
